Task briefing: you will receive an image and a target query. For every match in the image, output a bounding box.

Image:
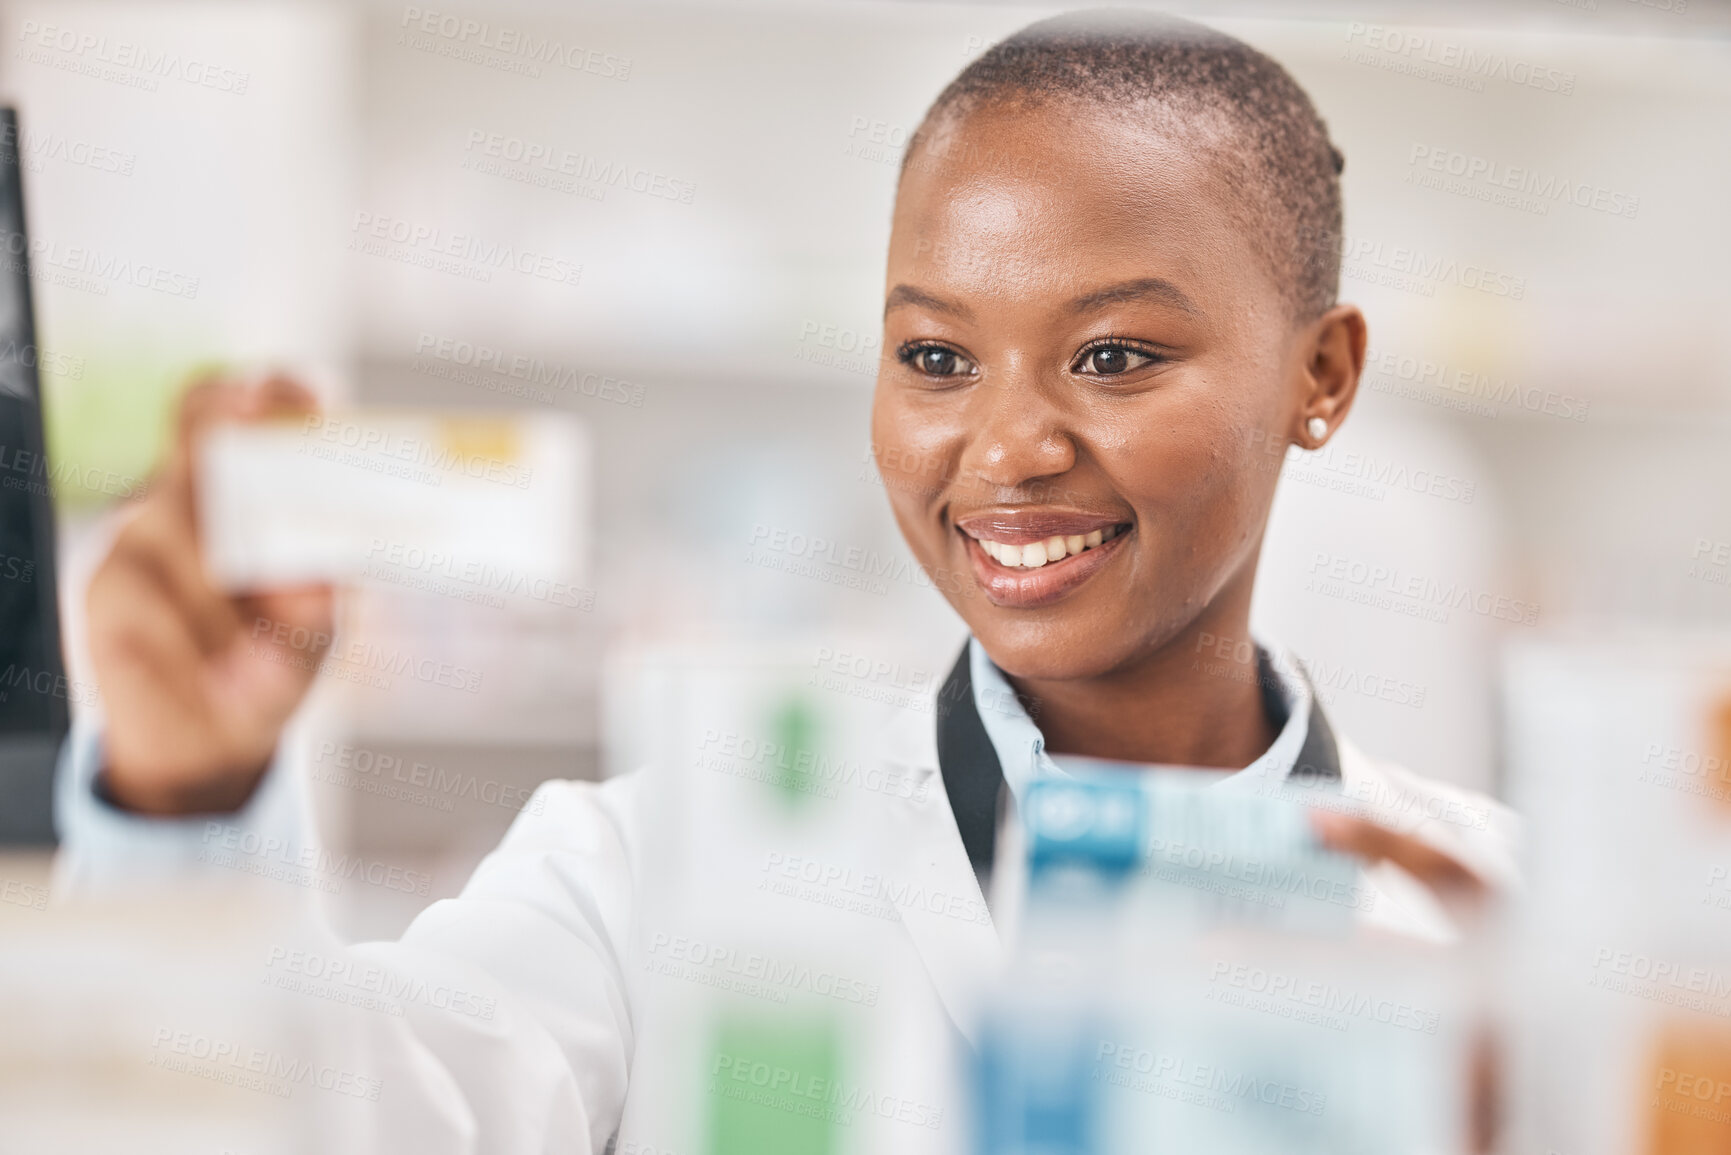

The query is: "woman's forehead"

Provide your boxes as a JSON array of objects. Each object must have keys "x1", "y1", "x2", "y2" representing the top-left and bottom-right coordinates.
[
  {"x1": 889, "y1": 104, "x2": 1252, "y2": 275},
  {"x1": 886, "y1": 110, "x2": 1263, "y2": 312}
]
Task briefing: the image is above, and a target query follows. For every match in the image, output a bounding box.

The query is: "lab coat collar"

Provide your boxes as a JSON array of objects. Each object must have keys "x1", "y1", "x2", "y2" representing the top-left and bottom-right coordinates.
[
  {"x1": 885, "y1": 638, "x2": 1343, "y2": 1048},
  {"x1": 968, "y1": 637, "x2": 1328, "y2": 802},
  {"x1": 874, "y1": 680, "x2": 1001, "y2": 1049},
  {"x1": 950, "y1": 638, "x2": 1341, "y2": 879}
]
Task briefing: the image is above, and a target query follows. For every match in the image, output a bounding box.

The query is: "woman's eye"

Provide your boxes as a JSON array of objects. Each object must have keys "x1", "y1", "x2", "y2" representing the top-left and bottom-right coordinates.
[
  {"x1": 900, "y1": 344, "x2": 976, "y2": 378},
  {"x1": 1075, "y1": 345, "x2": 1159, "y2": 377}
]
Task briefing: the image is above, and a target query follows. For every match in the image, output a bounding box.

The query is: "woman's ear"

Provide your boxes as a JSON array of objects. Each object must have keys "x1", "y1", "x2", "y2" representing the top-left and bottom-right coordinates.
[{"x1": 1295, "y1": 304, "x2": 1367, "y2": 448}]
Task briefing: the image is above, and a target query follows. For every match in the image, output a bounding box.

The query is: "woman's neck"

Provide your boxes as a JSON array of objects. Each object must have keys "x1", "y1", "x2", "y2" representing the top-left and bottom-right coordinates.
[{"x1": 1004, "y1": 614, "x2": 1279, "y2": 772}]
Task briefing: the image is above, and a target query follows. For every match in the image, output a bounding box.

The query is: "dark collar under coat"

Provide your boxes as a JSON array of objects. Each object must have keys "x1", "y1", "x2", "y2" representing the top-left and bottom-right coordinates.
[{"x1": 934, "y1": 643, "x2": 1343, "y2": 887}]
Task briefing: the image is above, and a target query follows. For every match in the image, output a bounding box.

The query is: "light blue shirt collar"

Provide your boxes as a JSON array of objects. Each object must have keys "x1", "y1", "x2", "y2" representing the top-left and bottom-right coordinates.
[{"x1": 967, "y1": 635, "x2": 1314, "y2": 807}]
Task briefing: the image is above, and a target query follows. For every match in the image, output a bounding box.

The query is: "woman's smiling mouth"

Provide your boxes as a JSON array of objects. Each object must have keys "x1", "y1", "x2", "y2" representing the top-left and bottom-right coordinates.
[
  {"x1": 973, "y1": 524, "x2": 1121, "y2": 568},
  {"x1": 953, "y1": 511, "x2": 1133, "y2": 608}
]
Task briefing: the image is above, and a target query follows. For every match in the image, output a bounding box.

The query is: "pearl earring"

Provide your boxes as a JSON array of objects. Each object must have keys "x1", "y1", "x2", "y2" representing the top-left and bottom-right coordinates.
[{"x1": 1306, "y1": 416, "x2": 1328, "y2": 441}]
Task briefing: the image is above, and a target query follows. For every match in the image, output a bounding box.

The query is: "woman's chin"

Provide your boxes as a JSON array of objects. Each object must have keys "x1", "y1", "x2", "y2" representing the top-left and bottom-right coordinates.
[{"x1": 965, "y1": 624, "x2": 1135, "y2": 686}]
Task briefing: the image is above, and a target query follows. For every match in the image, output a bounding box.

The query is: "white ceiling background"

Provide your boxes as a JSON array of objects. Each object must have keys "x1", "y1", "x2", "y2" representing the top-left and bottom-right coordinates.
[{"x1": 5, "y1": 0, "x2": 1729, "y2": 792}]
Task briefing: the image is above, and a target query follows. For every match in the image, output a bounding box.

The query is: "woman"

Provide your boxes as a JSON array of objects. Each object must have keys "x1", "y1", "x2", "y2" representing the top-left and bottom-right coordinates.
[{"x1": 61, "y1": 11, "x2": 1515, "y2": 1152}]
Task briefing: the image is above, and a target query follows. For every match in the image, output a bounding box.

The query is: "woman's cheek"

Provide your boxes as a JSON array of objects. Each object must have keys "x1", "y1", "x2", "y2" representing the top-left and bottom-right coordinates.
[
  {"x1": 870, "y1": 406, "x2": 948, "y2": 521},
  {"x1": 888, "y1": 398, "x2": 957, "y2": 484}
]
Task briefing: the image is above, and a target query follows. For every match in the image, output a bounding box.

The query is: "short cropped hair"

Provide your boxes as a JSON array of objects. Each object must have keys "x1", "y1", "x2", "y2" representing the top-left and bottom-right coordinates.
[{"x1": 905, "y1": 10, "x2": 1345, "y2": 321}]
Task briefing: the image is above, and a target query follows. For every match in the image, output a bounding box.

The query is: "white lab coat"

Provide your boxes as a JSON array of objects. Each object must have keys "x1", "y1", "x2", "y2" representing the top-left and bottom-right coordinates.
[{"x1": 55, "y1": 676, "x2": 1519, "y2": 1155}]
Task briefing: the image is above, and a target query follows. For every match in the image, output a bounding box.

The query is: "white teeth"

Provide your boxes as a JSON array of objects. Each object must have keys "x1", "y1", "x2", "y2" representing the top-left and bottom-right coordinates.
[{"x1": 973, "y1": 525, "x2": 1124, "y2": 568}]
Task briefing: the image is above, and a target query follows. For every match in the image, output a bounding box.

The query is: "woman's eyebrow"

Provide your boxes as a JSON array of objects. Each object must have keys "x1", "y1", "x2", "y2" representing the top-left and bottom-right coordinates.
[
  {"x1": 884, "y1": 284, "x2": 975, "y2": 322},
  {"x1": 1070, "y1": 277, "x2": 1199, "y2": 316}
]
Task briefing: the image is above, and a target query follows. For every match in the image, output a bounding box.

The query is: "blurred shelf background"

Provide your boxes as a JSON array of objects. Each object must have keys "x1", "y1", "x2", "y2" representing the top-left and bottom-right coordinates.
[{"x1": 5, "y1": 0, "x2": 1728, "y2": 934}]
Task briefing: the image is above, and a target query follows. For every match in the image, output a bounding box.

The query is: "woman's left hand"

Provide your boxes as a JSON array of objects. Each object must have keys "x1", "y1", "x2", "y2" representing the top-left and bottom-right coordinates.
[{"x1": 1309, "y1": 808, "x2": 1491, "y2": 913}]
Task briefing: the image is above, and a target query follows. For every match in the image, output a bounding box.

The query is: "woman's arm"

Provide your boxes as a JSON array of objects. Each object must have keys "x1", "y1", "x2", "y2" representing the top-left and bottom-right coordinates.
[{"x1": 56, "y1": 736, "x2": 641, "y2": 1153}]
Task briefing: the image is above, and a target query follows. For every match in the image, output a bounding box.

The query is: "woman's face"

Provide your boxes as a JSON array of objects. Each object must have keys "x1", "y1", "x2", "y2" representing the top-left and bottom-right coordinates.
[{"x1": 871, "y1": 101, "x2": 1358, "y2": 683}]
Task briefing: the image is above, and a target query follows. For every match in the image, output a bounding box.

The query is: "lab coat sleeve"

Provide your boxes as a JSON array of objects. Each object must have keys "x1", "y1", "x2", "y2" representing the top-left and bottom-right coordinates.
[
  {"x1": 52, "y1": 715, "x2": 319, "y2": 891},
  {"x1": 53, "y1": 720, "x2": 641, "y2": 1153},
  {"x1": 369, "y1": 774, "x2": 641, "y2": 1152}
]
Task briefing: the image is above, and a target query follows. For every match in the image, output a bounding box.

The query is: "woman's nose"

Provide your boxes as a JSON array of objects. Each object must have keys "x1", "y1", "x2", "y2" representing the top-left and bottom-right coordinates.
[{"x1": 955, "y1": 373, "x2": 1078, "y2": 497}]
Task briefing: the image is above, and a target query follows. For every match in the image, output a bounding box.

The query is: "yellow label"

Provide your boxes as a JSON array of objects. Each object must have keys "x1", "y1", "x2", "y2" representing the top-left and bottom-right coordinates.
[{"x1": 437, "y1": 417, "x2": 522, "y2": 464}]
